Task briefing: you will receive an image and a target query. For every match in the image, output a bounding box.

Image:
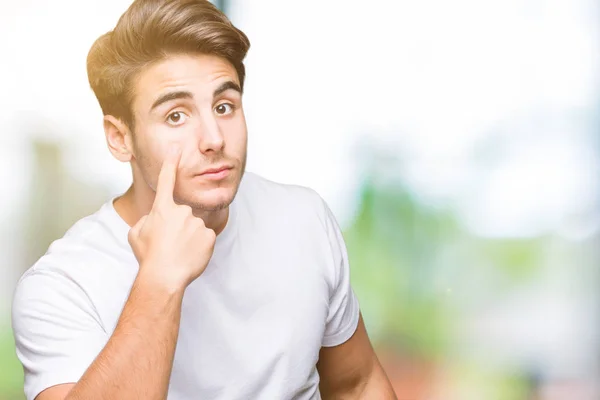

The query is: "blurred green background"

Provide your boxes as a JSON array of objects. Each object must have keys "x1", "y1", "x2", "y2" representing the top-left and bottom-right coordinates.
[{"x1": 1, "y1": 0, "x2": 599, "y2": 399}]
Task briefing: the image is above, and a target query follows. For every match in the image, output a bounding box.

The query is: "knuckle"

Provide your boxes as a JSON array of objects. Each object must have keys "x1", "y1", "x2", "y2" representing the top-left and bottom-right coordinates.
[{"x1": 151, "y1": 205, "x2": 165, "y2": 219}]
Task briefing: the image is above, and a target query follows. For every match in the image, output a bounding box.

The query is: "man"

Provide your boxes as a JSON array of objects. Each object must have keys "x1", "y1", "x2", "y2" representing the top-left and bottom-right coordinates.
[{"x1": 11, "y1": 0, "x2": 397, "y2": 399}]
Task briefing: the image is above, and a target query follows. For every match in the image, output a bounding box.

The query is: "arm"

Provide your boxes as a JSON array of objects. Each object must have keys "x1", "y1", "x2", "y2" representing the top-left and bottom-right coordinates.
[
  {"x1": 317, "y1": 314, "x2": 396, "y2": 400},
  {"x1": 23, "y1": 146, "x2": 216, "y2": 400},
  {"x1": 38, "y1": 276, "x2": 184, "y2": 400}
]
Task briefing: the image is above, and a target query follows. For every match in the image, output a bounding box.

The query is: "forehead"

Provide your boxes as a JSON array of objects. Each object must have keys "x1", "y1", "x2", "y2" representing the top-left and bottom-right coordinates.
[{"x1": 133, "y1": 53, "x2": 239, "y2": 107}]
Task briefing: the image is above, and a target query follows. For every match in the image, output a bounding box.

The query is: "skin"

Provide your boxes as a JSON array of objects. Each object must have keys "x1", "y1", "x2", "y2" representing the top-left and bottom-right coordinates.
[
  {"x1": 109, "y1": 53, "x2": 248, "y2": 235},
  {"x1": 34, "y1": 53, "x2": 397, "y2": 400}
]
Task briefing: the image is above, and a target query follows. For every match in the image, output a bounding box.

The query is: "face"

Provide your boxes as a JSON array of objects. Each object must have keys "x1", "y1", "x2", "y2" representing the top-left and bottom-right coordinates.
[{"x1": 127, "y1": 53, "x2": 247, "y2": 211}]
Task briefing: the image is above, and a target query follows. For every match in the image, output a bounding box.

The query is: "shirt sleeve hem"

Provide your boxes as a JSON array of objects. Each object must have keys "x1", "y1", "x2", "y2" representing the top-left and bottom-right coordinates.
[
  {"x1": 321, "y1": 296, "x2": 360, "y2": 348},
  {"x1": 25, "y1": 371, "x2": 83, "y2": 400}
]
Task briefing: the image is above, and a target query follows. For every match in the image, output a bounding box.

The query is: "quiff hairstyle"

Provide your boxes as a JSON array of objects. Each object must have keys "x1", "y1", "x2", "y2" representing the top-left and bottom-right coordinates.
[{"x1": 86, "y1": 0, "x2": 250, "y2": 129}]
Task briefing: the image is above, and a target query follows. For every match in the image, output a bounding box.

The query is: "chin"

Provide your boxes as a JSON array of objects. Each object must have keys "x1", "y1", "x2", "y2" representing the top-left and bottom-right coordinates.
[{"x1": 182, "y1": 187, "x2": 237, "y2": 212}]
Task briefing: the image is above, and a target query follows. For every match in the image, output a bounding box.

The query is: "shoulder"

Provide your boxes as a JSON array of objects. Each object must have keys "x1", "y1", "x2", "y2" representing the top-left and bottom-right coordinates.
[
  {"x1": 13, "y1": 199, "x2": 131, "y2": 311},
  {"x1": 29, "y1": 199, "x2": 126, "y2": 269},
  {"x1": 237, "y1": 172, "x2": 328, "y2": 224}
]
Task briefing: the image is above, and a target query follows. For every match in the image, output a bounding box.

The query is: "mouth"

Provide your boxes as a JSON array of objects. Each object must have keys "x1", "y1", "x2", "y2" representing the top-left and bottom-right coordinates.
[{"x1": 195, "y1": 165, "x2": 233, "y2": 181}]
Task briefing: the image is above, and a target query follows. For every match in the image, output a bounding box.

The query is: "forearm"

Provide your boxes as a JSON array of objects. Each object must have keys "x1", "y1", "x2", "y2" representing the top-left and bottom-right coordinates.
[{"x1": 65, "y1": 274, "x2": 184, "y2": 400}]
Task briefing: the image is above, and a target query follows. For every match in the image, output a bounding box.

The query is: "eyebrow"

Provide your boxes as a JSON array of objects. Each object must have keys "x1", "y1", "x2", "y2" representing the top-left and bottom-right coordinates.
[
  {"x1": 150, "y1": 90, "x2": 193, "y2": 112},
  {"x1": 213, "y1": 81, "x2": 242, "y2": 97}
]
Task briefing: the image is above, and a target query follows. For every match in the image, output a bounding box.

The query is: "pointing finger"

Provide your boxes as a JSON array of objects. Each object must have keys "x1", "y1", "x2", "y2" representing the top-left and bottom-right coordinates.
[{"x1": 155, "y1": 144, "x2": 182, "y2": 207}]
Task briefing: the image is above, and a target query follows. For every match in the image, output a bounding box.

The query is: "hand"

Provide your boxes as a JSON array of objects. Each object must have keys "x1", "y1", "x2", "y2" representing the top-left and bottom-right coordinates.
[{"x1": 128, "y1": 145, "x2": 217, "y2": 292}]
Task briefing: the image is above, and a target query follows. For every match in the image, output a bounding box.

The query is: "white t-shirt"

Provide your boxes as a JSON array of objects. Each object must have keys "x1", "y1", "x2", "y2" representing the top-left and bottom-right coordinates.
[{"x1": 11, "y1": 172, "x2": 360, "y2": 400}]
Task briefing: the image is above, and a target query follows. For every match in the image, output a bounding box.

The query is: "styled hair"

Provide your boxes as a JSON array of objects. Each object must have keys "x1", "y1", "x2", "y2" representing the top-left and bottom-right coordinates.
[{"x1": 86, "y1": 0, "x2": 250, "y2": 129}]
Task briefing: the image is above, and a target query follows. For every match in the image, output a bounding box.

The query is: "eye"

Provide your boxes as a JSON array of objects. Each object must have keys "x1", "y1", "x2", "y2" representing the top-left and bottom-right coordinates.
[
  {"x1": 215, "y1": 103, "x2": 235, "y2": 116},
  {"x1": 166, "y1": 111, "x2": 188, "y2": 126}
]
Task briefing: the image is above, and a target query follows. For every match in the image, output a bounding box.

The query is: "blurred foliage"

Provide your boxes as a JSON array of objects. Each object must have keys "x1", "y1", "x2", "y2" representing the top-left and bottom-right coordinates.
[
  {"x1": 345, "y1": 175, "x2": 546, "y2": 361},
  {"x1": 345, "y1": 180, "x2": 456, "y2": 357},
  {"x1": 476, "y1": 239, "x2": 546, "y2": 282},
  {"x1": 22, "y1": 139, "x2": 109, "y2": 272},
  {"x1": 0, "y1": 329, "x2": 23, "y2": 400},
  {"x1": 439, "y1": 361, "x2": 533, "y2": 400}
]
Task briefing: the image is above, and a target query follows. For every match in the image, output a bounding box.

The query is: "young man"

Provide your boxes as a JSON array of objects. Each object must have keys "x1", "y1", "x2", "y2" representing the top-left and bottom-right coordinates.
[{"x1": 11, "y1": 0, "x2": 396, "y2": 399}]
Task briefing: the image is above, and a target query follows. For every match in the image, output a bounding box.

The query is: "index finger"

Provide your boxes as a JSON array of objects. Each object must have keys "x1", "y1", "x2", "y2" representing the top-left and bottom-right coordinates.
[{"x1": 155, "y1": 144, "x2": 182, "y2": 207}]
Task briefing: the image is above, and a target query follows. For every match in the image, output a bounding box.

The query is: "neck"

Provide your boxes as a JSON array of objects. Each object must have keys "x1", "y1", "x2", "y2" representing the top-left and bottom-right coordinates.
[{"x1": 113, "y1": 184, "x2": 230, "y2": 235}]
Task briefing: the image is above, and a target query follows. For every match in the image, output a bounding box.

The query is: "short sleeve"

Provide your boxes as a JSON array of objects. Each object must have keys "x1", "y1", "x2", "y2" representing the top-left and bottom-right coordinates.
[
  {"x1": 320, "y1": 198, "x2": 360, "y2": 348},
  {"x1": 11, "y1": 268, "x2": 109, "y2": 400}
]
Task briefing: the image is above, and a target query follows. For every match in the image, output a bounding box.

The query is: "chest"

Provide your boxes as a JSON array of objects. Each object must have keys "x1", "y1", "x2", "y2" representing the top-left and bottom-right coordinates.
[{"x1": 168, "y1": 235, "x2": 330, "y2": 399}]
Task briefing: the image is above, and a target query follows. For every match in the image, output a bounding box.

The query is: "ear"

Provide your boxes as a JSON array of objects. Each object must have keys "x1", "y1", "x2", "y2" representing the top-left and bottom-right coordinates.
[{"x1": 104, "y1": 115, "x2": 134, "y2": 162}]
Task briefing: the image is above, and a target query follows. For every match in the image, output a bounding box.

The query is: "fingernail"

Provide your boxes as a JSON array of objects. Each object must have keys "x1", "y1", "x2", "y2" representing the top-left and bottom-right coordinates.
[{"x1": 169, "y1": 144, "x2": 180, "y2": 155}]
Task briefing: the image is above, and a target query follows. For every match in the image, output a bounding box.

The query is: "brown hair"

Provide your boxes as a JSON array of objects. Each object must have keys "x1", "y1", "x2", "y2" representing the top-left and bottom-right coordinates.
[{"x1": 87, "y1": 0, "x2": 250, "y2": 129}]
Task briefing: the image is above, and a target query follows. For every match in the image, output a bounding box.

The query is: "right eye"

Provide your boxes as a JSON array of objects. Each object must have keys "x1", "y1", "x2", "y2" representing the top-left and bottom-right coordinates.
[{"x1": 166, "y1": 111, "x2": 189, "y2": 126}]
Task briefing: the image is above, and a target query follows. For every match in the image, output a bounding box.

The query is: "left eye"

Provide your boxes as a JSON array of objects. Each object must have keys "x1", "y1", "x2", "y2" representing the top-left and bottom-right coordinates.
[
  {"x1": 167, "y1": 111, "x2": 188, "y2": 125},
  {"x1": 215, "y1": 103, "x2": 234, "y2": 115}
]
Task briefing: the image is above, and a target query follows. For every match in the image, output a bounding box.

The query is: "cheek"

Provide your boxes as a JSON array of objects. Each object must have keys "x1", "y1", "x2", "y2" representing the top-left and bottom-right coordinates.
[
  {"x1": 137, "y1": 120, "x2": 180, "y2": 156},
  {"x1": 133, "y1": 131, "x2": 167, "y2": 175},
  {"x1": 222, "y1": 117, "x2": 247, "y2": 151}
]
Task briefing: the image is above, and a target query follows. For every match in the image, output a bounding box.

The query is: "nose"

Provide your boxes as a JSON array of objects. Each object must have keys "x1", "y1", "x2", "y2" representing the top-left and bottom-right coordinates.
[{"x1": 196, "y1": 111, "x2": 225, "y2": 154}]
